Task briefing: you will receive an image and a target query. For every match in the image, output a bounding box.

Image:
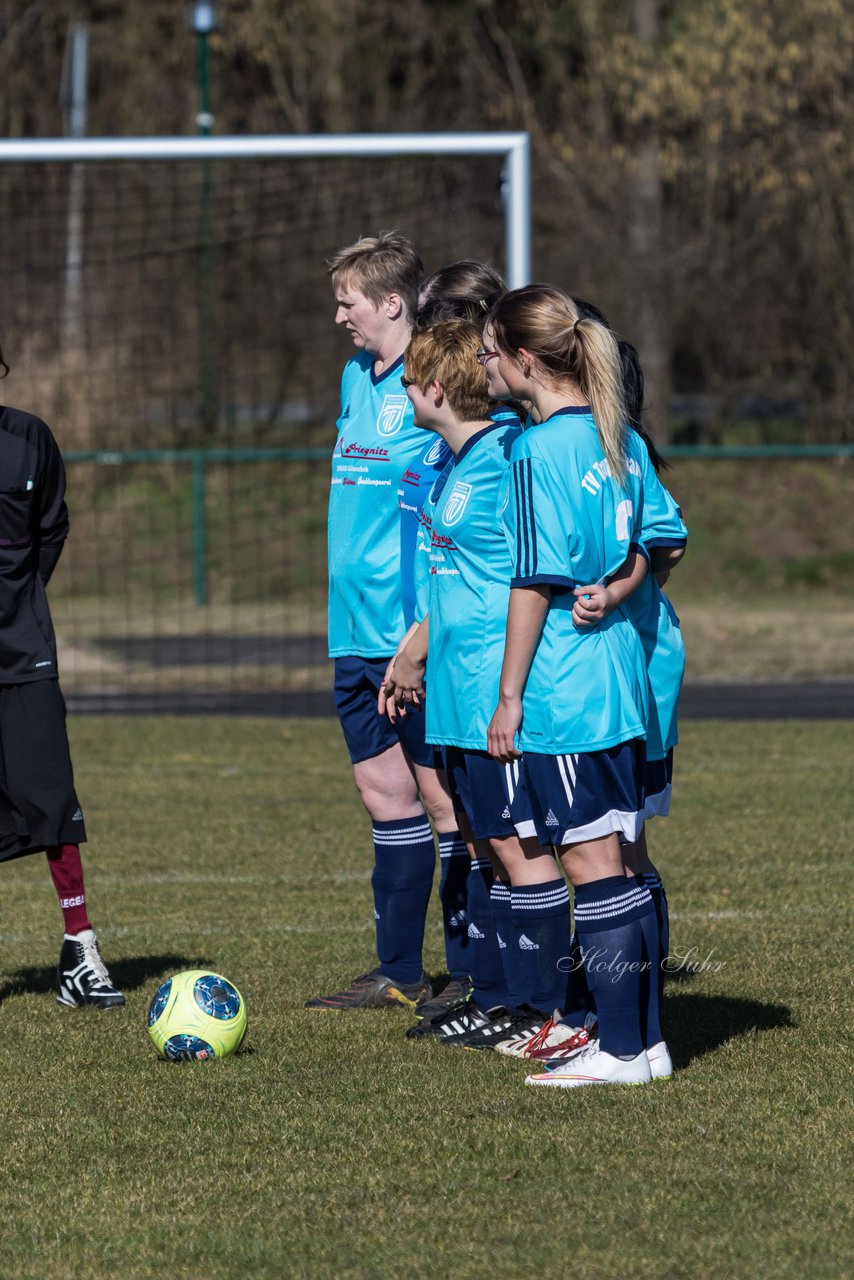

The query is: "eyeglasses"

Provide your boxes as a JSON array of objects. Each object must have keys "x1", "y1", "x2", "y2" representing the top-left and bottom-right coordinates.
[
  {"x1": 476, "y1": 348, "x2": 499, "y2": 365},
  {"x1": 400, "y1": 376, "x2": 416, "y2": 389}
]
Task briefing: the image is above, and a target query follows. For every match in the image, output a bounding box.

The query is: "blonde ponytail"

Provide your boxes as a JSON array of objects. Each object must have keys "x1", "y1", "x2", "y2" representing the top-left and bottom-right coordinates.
[
  {"x1": 574, "y1": 318, "x2": 629, "y2": 485},
  {"x1": 488, "y1": 284, "x2": 630, "y2": 485}
]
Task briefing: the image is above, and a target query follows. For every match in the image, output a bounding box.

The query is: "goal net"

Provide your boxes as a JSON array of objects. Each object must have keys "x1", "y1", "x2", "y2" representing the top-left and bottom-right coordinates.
[{"x1": 0, "y1": 134, "x2": 530, "y2": 712}]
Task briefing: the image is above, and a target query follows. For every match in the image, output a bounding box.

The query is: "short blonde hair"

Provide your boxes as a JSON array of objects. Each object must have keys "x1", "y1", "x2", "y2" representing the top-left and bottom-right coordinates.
[
  {"x1": 327, "y1": 229, "x2": 423, "y2": 318},
  {"x1": 404, "y1": 321, "x2": 492, "y2": 423}
]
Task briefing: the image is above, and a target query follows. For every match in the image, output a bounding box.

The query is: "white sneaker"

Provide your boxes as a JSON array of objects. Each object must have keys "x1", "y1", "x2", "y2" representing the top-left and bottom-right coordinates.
[
  {"x1": 647, "y1": 1040, "x2": 673, "y2": 1080},
  {"x1": 525, "y1": 1043, "x2": 652, "y2": 1088}
]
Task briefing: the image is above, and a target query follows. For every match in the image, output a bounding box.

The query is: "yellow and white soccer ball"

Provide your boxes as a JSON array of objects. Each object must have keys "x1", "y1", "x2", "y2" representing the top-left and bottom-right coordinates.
[{"x1": 147, "y1": 970, "x2": 247, "y2": 1061}]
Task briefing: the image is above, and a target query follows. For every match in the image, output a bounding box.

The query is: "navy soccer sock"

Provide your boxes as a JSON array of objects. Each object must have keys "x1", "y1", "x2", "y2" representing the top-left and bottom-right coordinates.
[
  {"x1": 371, "y1": 816, "x2": 435, "y2": 985},
  {"x1": 488, "y1": 880, "x2": 526, "y2": 1011},
  {"x1": 562, "y1": 928, "x2": 594, "y2": 1028},
  {"x1": 510, "y1": 878, "x2": 572, "y2": 1015},
  {"x1": 635, "y1": 879, "x2": 664, "y2": 1049},
  {"x1": 641, "y1": 872, "x2": 670, "y2": 1009},
  {"x1": 437, "y1": 830, "x2": 470, "y2": 982},
  {"x1": 464, "y1": 859, "x2": 508, "y2": 1011},
  {"x1": 574, "y1": 875, "x2": 656, "y2": 1059}
]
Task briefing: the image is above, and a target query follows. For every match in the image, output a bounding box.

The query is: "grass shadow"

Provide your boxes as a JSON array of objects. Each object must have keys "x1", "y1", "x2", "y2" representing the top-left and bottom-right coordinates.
[
  {"x1": 0, "y1": 953, "x2": 212, "y2": 1005},
  {"x1": 665, "y1": 992, "x2": 794, "y2": 1070}
]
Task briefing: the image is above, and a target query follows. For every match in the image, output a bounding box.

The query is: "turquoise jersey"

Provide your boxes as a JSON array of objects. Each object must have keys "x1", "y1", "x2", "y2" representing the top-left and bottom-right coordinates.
[
  {"x1": 629, "y1": 448, "x2": 688, "y2": 760},
  {"x1": 504, "y1": 407, "x2": 650, "y2": 755},
  {"x1": 412, "y1": 456, "x2": 453, "y2": 626},
  {"x1": 416, "y1": 419, "x2": 523, "y2": 750},
  {"x1": 328, "y1": 353, "x2": 426, "y2": 658},
  {"x1": 399, "y1": 406, "x2": 521, "y2": 628},
  {"x1": 397, "y1": 435, "x2": 453, "y2": 629}
]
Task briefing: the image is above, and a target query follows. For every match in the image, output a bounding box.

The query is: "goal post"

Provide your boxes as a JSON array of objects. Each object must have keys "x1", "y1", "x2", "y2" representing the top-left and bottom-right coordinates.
[{"x1": 0, "y1": 132, "x2": 531, "y2": 287}]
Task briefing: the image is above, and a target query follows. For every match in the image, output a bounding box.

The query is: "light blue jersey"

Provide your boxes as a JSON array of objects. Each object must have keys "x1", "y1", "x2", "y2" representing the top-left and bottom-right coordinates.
[
  {"x1": 504, "y1": 407, "x2": 650, "y2": 754},
  {"x1": 399, "y1": 405, "x2": 521, "y2": 629},
  {"x1": 630, "y1": 450, "x2": 688, "y2": 760},
  {"x1": 397, "y1": 435, "x2": 453, "y2": 629},
  {"x1": 328, "y1": 353, "x2": 426, "y2": 657},
  {"x1": 416, "y1": 419, "x2": 523, "y2": 749},
  {"x1": 412, "y1": 456, "x2": 453, "y2": 627}
]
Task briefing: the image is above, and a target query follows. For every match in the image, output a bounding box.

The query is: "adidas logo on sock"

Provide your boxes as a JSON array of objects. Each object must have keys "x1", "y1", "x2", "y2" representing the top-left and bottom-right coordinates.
[
  {"x1": 373, "y1": 909, "x2": 381, "y2": 921},
  {"x1": 519, "y1": 933, "x2": 540, "y2": 951},
  {"x1": 449, "y1": 910, "x2": 467, "y2": 928},
  {"x1": 497, "y1": 932, "x2": 507, "y2": 950},
  {"x1": 545, "y1": 809, "x2": 559, "y2": 828},
  {"x1": 501, "y1": 806, "x2": 511, "y2": 820},
  {"x1": 467, "y1": 922, "x2": 486, "y2": 940}
]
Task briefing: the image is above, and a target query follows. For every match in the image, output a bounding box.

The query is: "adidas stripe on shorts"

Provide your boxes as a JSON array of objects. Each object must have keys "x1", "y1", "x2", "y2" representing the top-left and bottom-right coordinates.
[
  {"x1": 441, "y1": 746, "x2": 533, "y2": 840},
  {"x1": 513, "y1": 739, "x2": 646, "y2": 848}
]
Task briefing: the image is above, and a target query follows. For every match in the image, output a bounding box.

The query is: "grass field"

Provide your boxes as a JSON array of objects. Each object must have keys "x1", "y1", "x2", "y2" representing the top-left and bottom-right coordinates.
[{"x1": 1, "y1": 717, "x2": 851, "y2": 1280}]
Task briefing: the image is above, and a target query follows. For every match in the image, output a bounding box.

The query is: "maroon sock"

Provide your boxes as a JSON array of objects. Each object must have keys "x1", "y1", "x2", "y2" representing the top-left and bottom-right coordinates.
[{"x1": 46, "y1": 843, "x2": 93, "y2": 935}]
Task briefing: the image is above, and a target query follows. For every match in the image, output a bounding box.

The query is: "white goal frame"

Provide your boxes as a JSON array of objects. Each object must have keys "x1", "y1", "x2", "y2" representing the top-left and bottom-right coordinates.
[{"x1": 0, "y1": 132, "x2": 532, "y2": 286}]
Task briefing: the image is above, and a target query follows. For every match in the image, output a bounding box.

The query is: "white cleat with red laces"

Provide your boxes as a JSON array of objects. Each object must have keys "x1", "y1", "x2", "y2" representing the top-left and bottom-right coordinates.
[{"x1": 523, "y1": 1011, "x2": 599, "y2": 1062}]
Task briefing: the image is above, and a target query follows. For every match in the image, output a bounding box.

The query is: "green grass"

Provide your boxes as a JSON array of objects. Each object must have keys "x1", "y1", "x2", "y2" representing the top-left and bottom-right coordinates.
[{"x1": 1, "y1": 718, "x2": 852, "y2": 1279}]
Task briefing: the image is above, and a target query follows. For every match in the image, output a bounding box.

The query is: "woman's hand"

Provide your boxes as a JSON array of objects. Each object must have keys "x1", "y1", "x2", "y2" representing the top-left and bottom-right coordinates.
[
  {"x1": 381, "y1": 647, "x2": 426, "y2": 722},
  {"x1": 572, "y1": 582, "x2": 616, "y2": 628},
  {"x1": 487, "y1": 695, "x2": 523, "y2": 762},
  {"x1": 376, "y1": 653, "x2": 398, "y2": 717}
]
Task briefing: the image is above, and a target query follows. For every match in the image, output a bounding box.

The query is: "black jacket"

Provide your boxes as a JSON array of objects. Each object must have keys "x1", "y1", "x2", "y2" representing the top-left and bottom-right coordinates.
[{"x1": 0, "y1": 405, "x2": 69, "y2": 682}]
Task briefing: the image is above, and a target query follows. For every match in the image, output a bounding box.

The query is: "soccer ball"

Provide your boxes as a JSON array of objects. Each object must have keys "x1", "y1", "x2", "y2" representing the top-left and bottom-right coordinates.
[{"x1": 147, "y1": 970, "x2": 247, "y2": 1061}]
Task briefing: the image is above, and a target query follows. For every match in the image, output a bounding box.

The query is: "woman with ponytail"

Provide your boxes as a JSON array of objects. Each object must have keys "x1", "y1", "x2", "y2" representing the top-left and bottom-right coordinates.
[
  {"x1": 482, "y1": 284, "x2": 683, "y2": 1088},
  {"x1": 535, "y1": 297, "x2": 687, "y2": 1073}
]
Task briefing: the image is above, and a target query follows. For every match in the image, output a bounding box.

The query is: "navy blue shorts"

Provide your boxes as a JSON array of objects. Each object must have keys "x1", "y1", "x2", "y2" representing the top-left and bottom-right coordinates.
[
  {"x1": 642, "y1": 748, "x2": 674, "y2": 820},
  {"x1": 442, "y1": 747, "x2": 533, "y2": 841},
  {"x1": 515, "y1": 740, "x2": 646, "y2": 848},
  {"x1": 333, "y1": 656, "x2": 436, "y2": 767}
]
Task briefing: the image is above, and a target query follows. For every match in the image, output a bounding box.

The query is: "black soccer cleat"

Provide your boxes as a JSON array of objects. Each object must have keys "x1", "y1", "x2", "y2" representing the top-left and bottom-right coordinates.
[
  {"x1": 405, "y1": 997, "x2": 491, "y2": 1040},
  {"x1": 442, "y1": 1004, "x2": 549, "y2": 1051},
  {"x1": 304, "y1": 967, "x2": 431, "y2": 1011},
  {"x1": 57, "y1": 930, "x2": 126, "y2": 1010},
  {"x1": 412, "y1": 976, "x2": 473, "y2": 1024}
]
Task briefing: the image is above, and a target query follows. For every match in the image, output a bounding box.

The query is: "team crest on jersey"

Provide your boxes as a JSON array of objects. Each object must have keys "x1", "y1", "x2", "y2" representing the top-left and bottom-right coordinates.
[
  {"x1": 422, "y1": 438, "x2": 445, "y2": 465},
  {"x1": 442, "y1": 481, "x2": 473, "y2": 527},
  {"x1": 377, "y1": 395, "x2": 408, "y2": 437}
]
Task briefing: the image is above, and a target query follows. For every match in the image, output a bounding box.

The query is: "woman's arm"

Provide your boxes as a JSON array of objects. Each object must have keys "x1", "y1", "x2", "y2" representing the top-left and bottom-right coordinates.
[
  {"x1": 649, "y1": 543, "x2": 686, "y2": 588},
  {"x1": 487, "y1": 585, "x2": 551, "y2": 762},
  {"x1": 571, "y1": 546, "x2": 648, "y2": 628}
]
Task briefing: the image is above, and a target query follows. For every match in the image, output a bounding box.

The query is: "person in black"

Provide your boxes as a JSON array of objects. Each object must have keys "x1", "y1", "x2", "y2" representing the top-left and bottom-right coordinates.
[{"x1": 0, "y1": 341, "x2": 123, "y2": 1008}]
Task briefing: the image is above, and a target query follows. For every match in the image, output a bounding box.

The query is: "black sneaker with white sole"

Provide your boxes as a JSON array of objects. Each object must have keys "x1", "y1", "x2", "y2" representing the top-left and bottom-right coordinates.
[
  {"x1": 442, "y1": 1004, "x2": 549, "y2": 1051},
  {"x1": 405, "y1": 998, "x2": 492, "y2": 1040},
  {"x1": 57, "y1": 931, "x2": 126, "y2": 1009}
]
